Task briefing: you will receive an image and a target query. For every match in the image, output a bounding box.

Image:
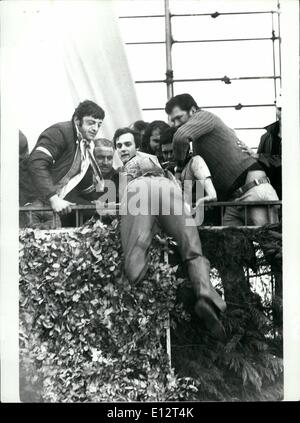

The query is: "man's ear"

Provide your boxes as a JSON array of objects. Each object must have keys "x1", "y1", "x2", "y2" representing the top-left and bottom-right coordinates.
[
  {"x1": 189, "y1": 106, "x2": 197, "y2": 116},
  {"x1": 74, "y1": 116, "x2": 80, "y2": 127}
]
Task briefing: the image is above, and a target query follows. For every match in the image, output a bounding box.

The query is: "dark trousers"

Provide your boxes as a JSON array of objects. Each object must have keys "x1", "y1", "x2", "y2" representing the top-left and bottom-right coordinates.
[{"x1": 62, "y1": 189, "x2": 96, "y2": 227}]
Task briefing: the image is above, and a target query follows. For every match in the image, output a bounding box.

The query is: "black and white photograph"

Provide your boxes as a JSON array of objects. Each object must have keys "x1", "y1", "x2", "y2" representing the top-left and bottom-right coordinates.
[{"x1": 0, "y1": 0, "x2": 299, "y2": 405}]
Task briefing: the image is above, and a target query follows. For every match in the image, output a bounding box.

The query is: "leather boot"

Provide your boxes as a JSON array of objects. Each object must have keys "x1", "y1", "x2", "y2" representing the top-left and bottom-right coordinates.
[{"x1": 186, "y1": 255, "x2": 227, "y2": 339}]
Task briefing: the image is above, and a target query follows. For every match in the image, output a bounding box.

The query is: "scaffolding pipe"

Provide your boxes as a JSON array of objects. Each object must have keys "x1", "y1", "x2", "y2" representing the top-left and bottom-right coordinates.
[
  {"x1": 125, "y1": 36, "x2": 279, "y2": 45},
  {"x1": 134, "y1": 75, "x2": 281, "y2": 84},
  {"x1": 119, "y1": 10, "x2": 279, "y2": 19},
  {"x1": 277, "y1": 1, "x2": 282, "y2": 87},
  {"x1": 170, "y1": 11, "x2": 279, "y2": 17},
  {"x1": 271, "y1": 12, "x2": 278, "y2": 101},
  {"x1": 173, "y1": 36, "x2": 279, "y2": 43},
  {"x1": 142, "y1": 103, "x2": 276, "y2": 111},
  {"x1": 164, "y1": 0, "x2": 174, "y2": 99}
]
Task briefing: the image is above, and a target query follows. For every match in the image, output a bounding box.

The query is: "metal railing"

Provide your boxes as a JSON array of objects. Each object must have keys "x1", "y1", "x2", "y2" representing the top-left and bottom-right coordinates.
[{"x1": 19, "y1": 200, "x2": 282, "y2": 229}]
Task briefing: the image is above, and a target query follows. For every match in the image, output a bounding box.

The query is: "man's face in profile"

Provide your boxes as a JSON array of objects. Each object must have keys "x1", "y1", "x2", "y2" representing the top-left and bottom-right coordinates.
[
  {"x1": 94, "y1": 146, "x2": 114, "y2": 176},
  {"x1": 169, "y1": 106, "x2": 195, "y2": 128}
]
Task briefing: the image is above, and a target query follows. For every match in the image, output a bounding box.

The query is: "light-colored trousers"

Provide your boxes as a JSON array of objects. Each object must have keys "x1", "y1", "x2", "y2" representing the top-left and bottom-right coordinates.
[
  {"x1": 223, "y1": 182, "x2": 279, "y2": 226},
  {"x1": 120, "y1": 176, "x2": 226, "y2": 312}
]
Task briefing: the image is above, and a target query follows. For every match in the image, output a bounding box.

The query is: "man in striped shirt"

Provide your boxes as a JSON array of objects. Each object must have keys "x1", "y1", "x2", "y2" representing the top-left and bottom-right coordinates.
[{"x1": 165, "y1": 94, "x2": 279, "y2": 226}]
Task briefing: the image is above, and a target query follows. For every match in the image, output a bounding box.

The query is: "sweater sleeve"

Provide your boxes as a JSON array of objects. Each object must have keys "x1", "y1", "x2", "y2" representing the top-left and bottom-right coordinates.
[{"x1": 173, "y1": 110, "x2": 215, "y2": 161}]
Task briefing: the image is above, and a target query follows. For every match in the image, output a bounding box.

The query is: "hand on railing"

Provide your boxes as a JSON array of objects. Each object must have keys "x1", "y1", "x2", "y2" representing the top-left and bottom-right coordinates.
[
  {"x1": 92, "y1": 200, "x2": 118, "y2": 215},
  {"x1": 49, "y1": 195, "x2": 76, "y2": 215}
]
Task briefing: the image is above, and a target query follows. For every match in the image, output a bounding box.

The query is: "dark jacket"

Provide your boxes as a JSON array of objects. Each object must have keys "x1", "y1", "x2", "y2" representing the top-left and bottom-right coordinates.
[
  {"x1": 19, "y1": 156, "x2": 39, "y2": 206},
  {"x1": 257, "y1": 121, "x2": 282, "y2": 199},
  {"x1": 73, "y1": 167, "x2": 120, "y2": 203},
  {"x1": 28, "y1": 121, "x2": 81, "y2": 200}
]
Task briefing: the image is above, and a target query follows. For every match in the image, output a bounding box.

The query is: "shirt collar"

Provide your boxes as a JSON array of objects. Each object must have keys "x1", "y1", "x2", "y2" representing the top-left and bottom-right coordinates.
[{"x1": 75, "y1": 123, "x2": 95, "y2": 155}]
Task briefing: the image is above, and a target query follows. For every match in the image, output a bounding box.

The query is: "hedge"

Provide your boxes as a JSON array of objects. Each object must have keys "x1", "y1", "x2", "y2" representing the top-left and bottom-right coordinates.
[{"x1": 19, "y1": 218, "x2": 283, "y2": 402}]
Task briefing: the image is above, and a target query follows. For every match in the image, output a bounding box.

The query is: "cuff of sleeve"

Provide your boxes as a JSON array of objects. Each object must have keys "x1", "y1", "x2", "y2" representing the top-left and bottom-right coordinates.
[{"x1": 45, "y1": 190, "x2": 58, "y2": 200}]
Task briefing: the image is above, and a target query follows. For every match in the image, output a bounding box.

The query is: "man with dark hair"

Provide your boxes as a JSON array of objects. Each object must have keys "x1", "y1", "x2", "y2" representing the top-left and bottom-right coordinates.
[
  {"x1": 165, "y1": 93, "x2": 198, "y2": 119},
  {"x1": 165, "y1": 93, "x2": 279, "y2": 226},
  {"x1": 159, "y1": 127, "x2": 176, "y2": 173},
  {"x1": 113, "y1": 127, "x2": 141, "y2": 152},
  {"x1": 130, "y1": 120, "x2": 149, "y2": 148},
  {"x1": 113, "y1": 126, "x2": 227, "y2": 339},
  {"x1": 28, "y1": 100, "x2": 106, "y2": 225},
  {"x1": 140, "y1": 120, "x2": 170, "y2": 161}
]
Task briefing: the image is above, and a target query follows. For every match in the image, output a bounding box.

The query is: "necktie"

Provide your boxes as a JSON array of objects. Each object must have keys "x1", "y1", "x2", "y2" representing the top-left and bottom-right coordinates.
[{"x1": 83, "y1": 140, "x2": 105, "y2": 192}]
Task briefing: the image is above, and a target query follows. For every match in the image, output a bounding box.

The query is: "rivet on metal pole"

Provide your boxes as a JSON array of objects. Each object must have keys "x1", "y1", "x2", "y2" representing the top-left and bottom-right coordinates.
[
  {"x1": 164, "y1": 0, "x2": 174, "y2": 100},
  {"x1": 271, "y1": 12, "x2": 277, "y2": 103}
]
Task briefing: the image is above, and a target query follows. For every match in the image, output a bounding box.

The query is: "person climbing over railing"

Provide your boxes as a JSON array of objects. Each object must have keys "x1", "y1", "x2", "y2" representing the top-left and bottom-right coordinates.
[{"x1": 113, "y1": 126, "x2": 227, "y2": 340}]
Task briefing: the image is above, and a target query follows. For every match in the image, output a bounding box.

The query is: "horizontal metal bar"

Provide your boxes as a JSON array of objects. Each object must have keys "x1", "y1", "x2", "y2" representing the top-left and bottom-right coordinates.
[
  {"x1": 234, "y1": 127, "x2": 266, "y2": 130},
  {"x1": 171, "y1": 11, "x2": 279, "y2": 17},
  {"x1": 135, "y1": 76, "x2": 281, "y2": 84},
  {"x1": 19, "y1": 200, "x2": 281, "y2": 212},
  {"x1": 174, "y1": 76, "x2": 281, "y2": 82},
  {"x1": 174, "y1": 37, "x2": 279, "y2": 44},
  {"x1": 202, "y1": 103, "x2": 275, "y2": 109},
  {"x1": 203, "y1": 201, "x2": 281, "y2": 207},
  {"x1": 32, "y1": 225, "x2": 277, "y2": 233},
  {"x1": 19, "y1": 204, "x2": 118, "y2": 212},
  {"x1": 125, "y1": 41, "x2": 165, "y2": 45},
  {"x1": 119, "y1": 15, "x2": 165, "y2": 19},
  {"x1": 119, "y1": 11, "x2": 278, "y2": 19},
  {"x1": 142, "y1": 103, "x2": 276, "y2": 111},
  {"x1": 125, "y1": 37, "x2": 279, "y2": 46},
  {"x1": 199, "y1": 225, "x2": 277, "y2": 230}
]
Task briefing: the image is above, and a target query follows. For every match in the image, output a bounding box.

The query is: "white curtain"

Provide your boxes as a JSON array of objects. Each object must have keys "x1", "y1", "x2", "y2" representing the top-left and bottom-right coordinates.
[{"x1": 2, "y1": 0, "x2": 142, "y2": 150}]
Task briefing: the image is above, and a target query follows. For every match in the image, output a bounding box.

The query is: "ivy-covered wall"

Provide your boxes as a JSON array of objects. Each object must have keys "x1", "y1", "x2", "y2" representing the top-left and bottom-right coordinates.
[{"x1": 19, "y1": 220, "x2": 283, "y2": 402}]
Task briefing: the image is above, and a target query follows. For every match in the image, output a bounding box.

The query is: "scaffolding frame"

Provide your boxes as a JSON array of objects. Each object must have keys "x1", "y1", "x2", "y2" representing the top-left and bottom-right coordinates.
[
  {"x1": 117, "y1": 1, "x2": 282, "y2": 366},
  {"x1": 119, "y1": 0, "x2": 282, "y2": 140}
]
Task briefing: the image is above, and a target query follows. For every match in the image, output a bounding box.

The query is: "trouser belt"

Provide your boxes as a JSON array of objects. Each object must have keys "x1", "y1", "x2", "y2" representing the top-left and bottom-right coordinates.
[{"x1": 231, "y1": 176, "x2": 270, "y2": 199}]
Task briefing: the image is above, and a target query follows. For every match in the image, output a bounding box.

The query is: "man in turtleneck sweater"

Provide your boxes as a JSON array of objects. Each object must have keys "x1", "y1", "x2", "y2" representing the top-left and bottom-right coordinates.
[{"x1": 165, "y1": 94, "x2": 279, "y2": 226}]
